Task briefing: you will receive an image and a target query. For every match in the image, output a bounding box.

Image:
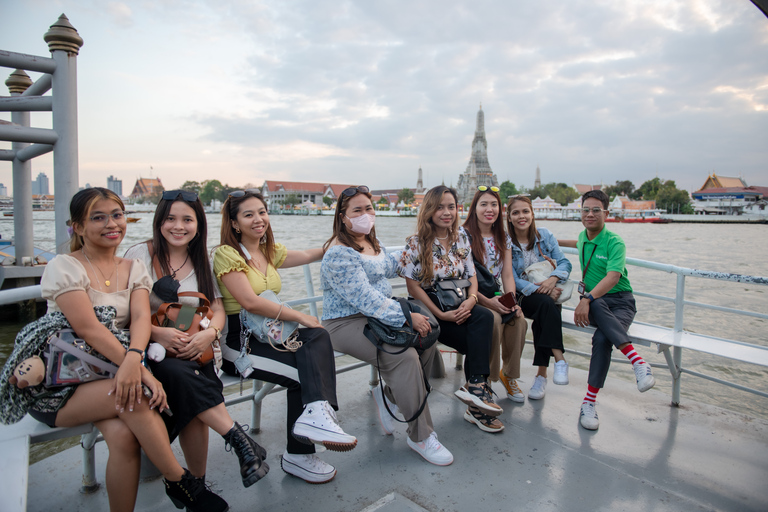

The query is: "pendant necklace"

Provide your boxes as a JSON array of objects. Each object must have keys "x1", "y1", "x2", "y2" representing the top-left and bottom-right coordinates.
[
  {"x1": 168, "y1": 252, "x2": 190, "y2": 278},
  {"x1": 83, "y1": 248, "x2": 118, "y2": 290}
]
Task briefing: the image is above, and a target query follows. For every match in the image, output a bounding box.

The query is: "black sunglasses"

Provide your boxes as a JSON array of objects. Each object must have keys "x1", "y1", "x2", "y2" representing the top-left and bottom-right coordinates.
[
  {"x1": 341, "y1": 186, "x2": 370, "y2": 197},
  {"x1": 228, "y1": 188, "x2": 261, "y2": 198},
  {"x1": 162, "y1": 190, "x2": 198, "y2": 201}
]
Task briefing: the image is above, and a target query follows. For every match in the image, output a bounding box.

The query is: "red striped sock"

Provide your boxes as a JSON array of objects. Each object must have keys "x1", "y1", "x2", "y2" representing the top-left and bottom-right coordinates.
[
  {"x1": 583, "y1": 385, "x2": 599, "y2": 404},
  {"x1": 620, "y1": 344, "x2": 645, "y2": 366}
]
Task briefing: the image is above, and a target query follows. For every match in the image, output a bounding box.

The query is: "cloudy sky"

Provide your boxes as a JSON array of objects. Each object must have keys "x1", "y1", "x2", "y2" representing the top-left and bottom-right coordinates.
[{"x1": 1, "y1": 0, "x2": 766, "y2": 195}]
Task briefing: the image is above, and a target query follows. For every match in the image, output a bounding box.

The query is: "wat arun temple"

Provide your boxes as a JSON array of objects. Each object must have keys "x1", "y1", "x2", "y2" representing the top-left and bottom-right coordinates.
[{"x1": 456, "y1": 104, "x2": 499, "y2": 204}]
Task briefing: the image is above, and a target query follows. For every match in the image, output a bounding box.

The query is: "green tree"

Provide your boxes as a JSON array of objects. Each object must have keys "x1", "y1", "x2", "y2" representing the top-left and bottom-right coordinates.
[
  {"x1": 284, "y1": 194, "x2": 300, "y2": 207},
  {"x1": 200, "y1": 179, "x2": 224, "y2": 205},
  {"x1": 377, "y1": 196, "x2": 388, "y2": 204},
  {"x1": 322, "y1": 196, "x2": 334, "y2": 207},
  {"x1": 498, "y1": 180, "x2": 520, "y2": 201},
  {"x1": 636, "y1": 177, "x2": 663, "y2": 200},
  {"x1": 398, "y1": 188, "x2": 414, "y2": 204},
  {"x1": 525, "y1": 182, "x2": 579, "y2": 206},
  {"x1": 180, "y1": 181, "x2": 202, "y2": 195},
  {"x1": 655, "y1": 180, "x2": 692, "y2": 214},
  {"x1": 604, "y1": 180, "x2": 637, "y2": 200}
]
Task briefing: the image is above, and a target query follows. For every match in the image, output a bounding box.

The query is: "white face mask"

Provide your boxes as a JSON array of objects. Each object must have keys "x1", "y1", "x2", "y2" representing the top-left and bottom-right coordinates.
[{"x1": 345, "y1": 213, "x2": 375, "y2": 235}]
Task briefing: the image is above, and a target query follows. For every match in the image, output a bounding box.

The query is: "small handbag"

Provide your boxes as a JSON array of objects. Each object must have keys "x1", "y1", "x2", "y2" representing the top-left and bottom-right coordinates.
[
  {"x1": 44, "y1": 329, "x2": 121, "y2": 388},
  {"x1": 239, "y1": 290, "x2": 302, "y2": 352},
  {"x1": 522, "y1": 245, "x2": 575, "y2": 304},
  {"x1": 364, "y1": 297, "x2": 438, "y2": 423},
  {"x1": 364, "y1": 297, "x2": 440, "y2": 354},
  {"x1": 426, "y1": 278, "x2": 472, "y2": 312},
  {"x1": 473, "y1": 258, "x2": 500, "y2": 299},
  {"x1": 152, "y1": 291, "x2": 216, "y2": 366}
]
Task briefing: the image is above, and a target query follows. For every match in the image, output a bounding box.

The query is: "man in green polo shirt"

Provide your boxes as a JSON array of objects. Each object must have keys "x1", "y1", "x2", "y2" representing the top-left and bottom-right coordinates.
[{"x1": 571, "y1": 190, "x2": 655, "y2": 431}]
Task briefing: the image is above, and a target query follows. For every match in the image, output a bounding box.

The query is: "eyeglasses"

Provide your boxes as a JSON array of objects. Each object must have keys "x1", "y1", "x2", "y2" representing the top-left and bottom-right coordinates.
[
  {"x1": 89, "y1": 211, "x2": 126, "y2": 226},
  {"x1": 581, "y1": 207, "x2": 605, "y2": 214},
  {"x1": 162, "y1": 190, "x2": 198, "y2": 201},
  {"x1": 341, "y1": 186, "x2": 370, "y2": 197},
  {"x1": 228, "y1": 188, "x2": 260, "y2": 198},
  {"x1": 477, "y1": 186, "x2": 500, "y2": 192}
]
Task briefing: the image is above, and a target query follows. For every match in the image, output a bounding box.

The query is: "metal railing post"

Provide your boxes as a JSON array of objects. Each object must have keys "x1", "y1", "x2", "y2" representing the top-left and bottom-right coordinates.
[
  {"x1": 44, "y1": 15, "x2": 84, "y2": 253},
  {"x1": 671, "y1": 273, "x2": 686, "y2": 406},
  {"x1": 303, "y1": 264, "x2": 318, "y2": 318}
]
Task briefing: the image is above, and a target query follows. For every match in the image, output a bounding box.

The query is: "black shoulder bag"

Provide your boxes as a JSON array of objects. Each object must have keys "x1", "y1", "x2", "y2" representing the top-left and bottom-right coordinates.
[{"x1": 364, "y1": 297, "x2": 439, "y2": 422}]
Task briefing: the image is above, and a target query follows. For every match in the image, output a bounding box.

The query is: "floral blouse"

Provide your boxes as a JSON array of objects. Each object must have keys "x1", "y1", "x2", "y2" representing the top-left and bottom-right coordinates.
[
  {"x1": 398, "y1": 226, "x2": 476, "y2": 288},
  {"x1": 482, "y1": 234, "x2": 511, "y2": 281},
  {"x1": 321, "y1": 244, "x2": 406, "y2": 327}
]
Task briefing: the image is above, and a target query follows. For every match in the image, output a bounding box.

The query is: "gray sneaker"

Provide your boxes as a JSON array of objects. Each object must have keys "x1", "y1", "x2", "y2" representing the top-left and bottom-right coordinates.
[
  {"x1": 528, "y1": 375, "x2": 547, "y2": 400},
  {"x1": 633, "y1": 362, "x2": 656, "y2": 392}
]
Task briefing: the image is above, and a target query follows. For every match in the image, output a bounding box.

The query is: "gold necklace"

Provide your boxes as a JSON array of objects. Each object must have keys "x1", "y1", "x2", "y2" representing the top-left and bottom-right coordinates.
[{"x1": 82, "y1": 248, "x2": 118, "y2": 290}]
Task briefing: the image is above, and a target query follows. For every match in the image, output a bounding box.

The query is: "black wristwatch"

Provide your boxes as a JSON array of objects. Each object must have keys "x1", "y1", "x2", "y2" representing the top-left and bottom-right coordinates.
[
  {"x1": 580, "y1": 293, "x2": 595, "y2": 303},
  {"x1": 126, "y1": 348, "x2": 145, "y2": 358}
]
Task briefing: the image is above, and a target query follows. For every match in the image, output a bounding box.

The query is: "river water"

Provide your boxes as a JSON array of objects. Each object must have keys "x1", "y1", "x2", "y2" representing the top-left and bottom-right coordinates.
[{"x1": 1, "y1": 212, "x2": 767, "y2": 421}]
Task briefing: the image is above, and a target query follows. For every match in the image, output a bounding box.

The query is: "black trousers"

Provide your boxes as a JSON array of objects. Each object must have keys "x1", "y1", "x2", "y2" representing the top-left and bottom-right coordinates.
[
  {"x1": 586, "y1": 292, "x2": 637, "y2": 389},
  {"x1": 435, "y1": 305, "x2": 494, "y2": 381},
  {"x1": 223, "y1": 313, "x2": 338, "y2": 455},
  {"x1": 519, "y1": 292, "x2": 565, "y2": 367}
]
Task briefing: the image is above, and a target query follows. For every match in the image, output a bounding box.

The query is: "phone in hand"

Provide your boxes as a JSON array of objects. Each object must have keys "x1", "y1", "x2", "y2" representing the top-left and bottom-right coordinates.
[{"x1": 499, "y1": 292, "x2": 518, "y2": 309}]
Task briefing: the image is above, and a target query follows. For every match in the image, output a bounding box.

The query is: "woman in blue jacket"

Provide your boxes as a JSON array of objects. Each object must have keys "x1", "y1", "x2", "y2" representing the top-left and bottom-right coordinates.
[{"x1": 507, "y1": 196, "x2": 572, "y2": 400}]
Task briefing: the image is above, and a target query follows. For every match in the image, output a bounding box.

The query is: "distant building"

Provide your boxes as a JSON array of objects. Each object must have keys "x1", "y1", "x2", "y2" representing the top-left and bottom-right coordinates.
[
  {"x1": 0, "y1": 183, "x2": 7, "y2": 196},
  {"x1": 574, "y1": 183, "x2": 603, "y2": 196},
  {"x1": 456, "y1": 105, "x2": 499, "y2": 204},
  {"x1": 416, "y1": 166, "x2": 426, "y2": 193},
  {"x1": 32, "y1": 172, "x2": 49, "y2": 196},
  {"x1": 692, "y1": 174, "x2": 767, "y2": 215},
  {"x1": 534, "y1": 165, "x2": 541, "y2": 189},
  {"x1": 130, "y1": 178, "x2": 163, "y2": 200},
  {"x1": 699, "y1": 173, "x2": 747, "y2": 190},
  {"x1": 107, "y1": 175, "x2": 123, "y2": 197},
  {"x1": 261, "y1": 181, "x2": 355, "y2": 208}
]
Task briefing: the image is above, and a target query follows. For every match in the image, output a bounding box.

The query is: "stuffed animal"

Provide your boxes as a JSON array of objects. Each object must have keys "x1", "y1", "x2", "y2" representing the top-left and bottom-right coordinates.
[
  {"x1": 9, "y1": 355, "x2": 45, "y2": 388},
  {"x1": 147, "y1": 342, "x2": 167, "y2": 362}
]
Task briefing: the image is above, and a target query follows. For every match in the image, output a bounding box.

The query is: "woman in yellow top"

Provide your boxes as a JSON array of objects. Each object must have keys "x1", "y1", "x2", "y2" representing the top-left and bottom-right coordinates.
[{"x1": 213, "y1": 189, "x2": 356, "y2": 485}]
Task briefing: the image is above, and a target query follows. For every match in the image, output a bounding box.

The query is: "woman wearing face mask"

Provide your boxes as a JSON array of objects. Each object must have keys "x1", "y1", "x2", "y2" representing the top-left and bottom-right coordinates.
[
  {"x1": 124, "y1": 190, "x2": 268, "y2": 490},
  {"x1": 462, "y1": 187, "x2": 528, "y2": 403},
  {"x1": 214, "y1": 189, "x2": 356, "y2": 485},
  {"x1": 320, "y1": 186, "x2": 453, "y2": 466},
  {"x1": 399, "y1": 186, "x2": 503, "y2": 433}
]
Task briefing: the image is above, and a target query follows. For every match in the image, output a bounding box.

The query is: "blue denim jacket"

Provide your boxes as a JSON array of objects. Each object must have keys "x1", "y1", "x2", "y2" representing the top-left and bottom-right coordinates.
[{"x1": 509, "y1": 228, "x2": 572, "y2": 296}]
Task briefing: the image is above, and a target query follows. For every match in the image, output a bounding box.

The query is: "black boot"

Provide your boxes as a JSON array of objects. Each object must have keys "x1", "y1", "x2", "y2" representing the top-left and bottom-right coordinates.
[
  {"x1": 223, "y1": 422, "x2": 270, "y2": 487},
  {"x1": 164, "y1": 469, "x2": 228, "y2": 512}
]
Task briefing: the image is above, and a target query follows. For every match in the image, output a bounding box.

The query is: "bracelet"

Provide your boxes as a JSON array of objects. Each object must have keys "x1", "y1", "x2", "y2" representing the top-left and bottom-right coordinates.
[
  {"x1": 210, "y1": 326, "x2": 222, "y2": 341},
  {"x1": 469, "y1": 293, "x2": 478, "y2": 304},
  {"x1": 126, "y1": 348, "x2": 144, "y2": 358}
]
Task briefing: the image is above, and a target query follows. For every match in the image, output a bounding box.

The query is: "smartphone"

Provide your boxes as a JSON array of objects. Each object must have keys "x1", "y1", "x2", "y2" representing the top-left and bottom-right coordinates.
[{"x1": 499, "y1": 292, "x2": 518, "y2": 309}]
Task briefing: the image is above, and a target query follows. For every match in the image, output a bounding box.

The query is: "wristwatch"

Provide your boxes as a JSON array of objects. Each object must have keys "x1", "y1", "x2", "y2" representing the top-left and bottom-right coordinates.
[
  {"x1": 211, "y1": 326, "x2": 222, "y2": 341},
  {"x1": 126, "y1": 348, "x2": 145, "y2": 358},
  {"x1": 580, "y1": 293, "x2": 595, "y2": 303}
]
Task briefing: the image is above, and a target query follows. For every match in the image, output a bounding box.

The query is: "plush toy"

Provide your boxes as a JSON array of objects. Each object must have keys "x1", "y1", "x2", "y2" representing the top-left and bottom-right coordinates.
[
  {"x1": 147, "y1": 342, "x2": 167, "y2": 362},
  {"x1": 9, "y1": 355, "x2": 45, "y2": 388}
]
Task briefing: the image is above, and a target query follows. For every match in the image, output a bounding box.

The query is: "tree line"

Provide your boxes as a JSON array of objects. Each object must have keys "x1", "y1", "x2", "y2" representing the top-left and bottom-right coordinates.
[{"x1": 494, "y1": 177, "x2": 692, "y2": 214}]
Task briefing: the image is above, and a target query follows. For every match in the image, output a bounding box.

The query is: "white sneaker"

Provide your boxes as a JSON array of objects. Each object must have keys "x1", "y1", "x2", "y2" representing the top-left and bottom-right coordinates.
[
  {"x1": 633, "y1": 362, "x2": 656, "y2": 392},
  {"x1": 406, "y1": 432, "x2": 454, "y2": 466},
  {"x1": 553, "y1": 360, "x2": 569, "y2": 385},
  {"x1": 580, "y1": 402, "x2": 599, "y2": 430},
  {"x1": 528, "y1": 375, "x2": 547, "y2": 400},
  {"x1": 281, "y1": 452, "x2": 336, "y2": 484},
  {"x1": 371, "y1": 385, "x2": 400, "y2": 435},
  {"x1": 292, "y1": 400, "x2": 358, "y2": 451}
]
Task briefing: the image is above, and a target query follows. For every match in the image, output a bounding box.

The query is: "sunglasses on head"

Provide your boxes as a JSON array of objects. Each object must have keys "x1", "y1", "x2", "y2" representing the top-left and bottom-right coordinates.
[
  {"x1": 341, "y1": 186, "x2": 370, "y2": 197},
  {"x1": 162, "y1": 190, "x2": 198, "y2": 201},
  {"x1": 228, "y1": 188, "x2": 261, "y2": 198},
  {"x1": 478, "y1": 186, "x2": 499, "y2": 192}
]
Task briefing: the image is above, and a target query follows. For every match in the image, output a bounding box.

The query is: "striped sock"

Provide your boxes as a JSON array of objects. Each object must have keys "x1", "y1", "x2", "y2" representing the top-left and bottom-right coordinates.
[
  {"x1": 620, "y1": 344, "x2": 645, "y2": 366},
  {"x1": 583, "y1": 385, "x2": 599, "y2": 404}
]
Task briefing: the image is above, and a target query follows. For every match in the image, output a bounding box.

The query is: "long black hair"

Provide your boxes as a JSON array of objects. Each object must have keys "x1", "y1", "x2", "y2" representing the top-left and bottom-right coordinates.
[{"x1": 151, "y1": 193, "x2": 216, "y2": 301}]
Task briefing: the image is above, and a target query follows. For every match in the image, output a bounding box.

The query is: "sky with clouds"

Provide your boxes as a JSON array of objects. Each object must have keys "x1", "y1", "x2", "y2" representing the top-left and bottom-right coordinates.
[{"x1": 1, "y1": 0, "x2": 766, "y2": 196}]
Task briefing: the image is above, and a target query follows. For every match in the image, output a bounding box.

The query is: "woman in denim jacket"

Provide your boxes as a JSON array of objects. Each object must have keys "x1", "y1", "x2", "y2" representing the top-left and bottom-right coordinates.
[{"x1": 507, "y1": 196, "x2": 572, "y2": 401}]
